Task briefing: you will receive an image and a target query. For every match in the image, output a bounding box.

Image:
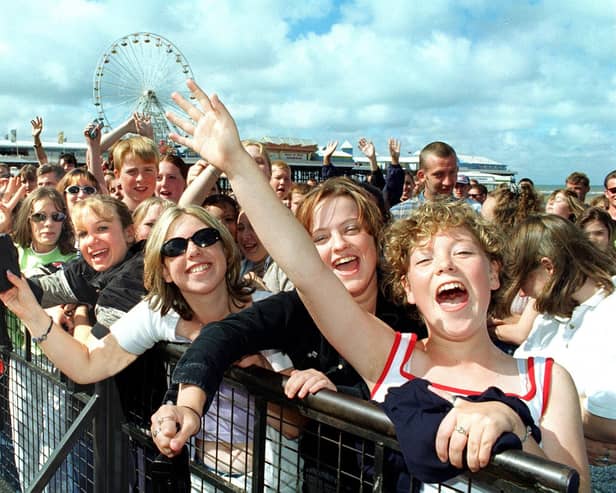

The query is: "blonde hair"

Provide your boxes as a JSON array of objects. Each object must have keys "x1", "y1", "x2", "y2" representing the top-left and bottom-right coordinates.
[
  {"x1": 143, "y1": 205, "x2": 253, "y2": 319},
  {"x1": 241, "y1": 140, "x2": 272, "y2": 172},
  {"x1": 546, "y1": 189, "x2": 585, "y2": 222},
  {"x1": 132, "y1": 196, "x2": 174, "y2": 229},
  {"x1": 384, "y1": 199, "x2": 507, "y2": 316},
  {"x1": 71, "y1": 195, "x2": 133, "y2": 232},
  {"x1": 112, "y1": 136, "x2": 159, "y2": 173}
]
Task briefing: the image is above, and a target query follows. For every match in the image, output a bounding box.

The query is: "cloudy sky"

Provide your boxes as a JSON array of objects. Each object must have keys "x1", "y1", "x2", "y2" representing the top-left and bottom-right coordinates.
[{"x1": 1, "y1": 0, "x2": 615, "y2": 185}]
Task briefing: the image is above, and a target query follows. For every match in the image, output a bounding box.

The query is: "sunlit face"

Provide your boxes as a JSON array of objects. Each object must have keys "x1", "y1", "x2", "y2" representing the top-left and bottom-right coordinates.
[
  {"x1": 269, "y1": 166, "x2": 292, "y2": 200},
  {"x1": 403, "y1": 228, "x2": 499, "y2": 340},
  {"x1": 161, "y1": 214, "x2": 227, "y2": 299},
  {"x1": 156, "y1": 160, "x2": 186, "y2": 203},
  {"x1": 115, "y1": 154, "x2": 157, "y2": 210},
  {"x1": 30, "y1": 198, "x2": 65, "y2": 254},
  {"x1": 566, "y1": 180, "x2": 589, "y2": 202},
  {"x1": 237, "y1": 211, "x2": 268, "y2": 262},
  {"x1": 480, "y1": 196, "x2": 496, "y2": 222},
  {"x1": 604, "y1": 178, "x2": 616, "y2": 210},
  {"x1": 310, "y1": 195, "x2": 378, "y2": 299},
  {"x1": 135, "y1": 203, "x2": 164, "y2": 242},
  {"x1": 64, "y1": 176, "x2": 98, "y2": 215},
  {"x1": 74, "y1": 209, "x2": 133, "y2": 272},
  {"x1": 453, "y1": 182, "x2": 470, "y2": 199},
  {"x1": 205, "y1": 203, "x2": 237, "y2": 240},
  {"x1": 583, "y1": 220, "x2": 611, "y2": 252},
  {"x1": 244, "y1": 144, "x2": 271, "y2": 180},
  {"x1": 545, "y1": 192, "x2": 571, "y2": 219},
  {"x1": 417, "y1": 154, "x2": 458, "y2": 200},
  {"x1": 37, "y1": 172, "x2": 59, "y2": 188}
]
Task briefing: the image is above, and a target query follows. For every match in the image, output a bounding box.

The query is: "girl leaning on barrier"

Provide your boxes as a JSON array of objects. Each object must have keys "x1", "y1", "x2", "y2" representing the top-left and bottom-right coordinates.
[
  {"x1": 0, "y1": 201, "x2": 292, "y2": 489},
  {"x1": 150, "y1": 80, "x2": 590, "y2": 492},
  {"x1": 508, "y1": 214, "x2": 616, "y2": 491}
]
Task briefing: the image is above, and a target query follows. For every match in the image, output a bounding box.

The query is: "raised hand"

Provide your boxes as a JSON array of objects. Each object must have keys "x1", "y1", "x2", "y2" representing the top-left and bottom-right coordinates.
[
  {"x1": 31, "y1": 116, "x2": 44, "y2": 138},
  {"x1": 388, "y1": 137, "x2": 401, "y2": 164},
  {"x1": 166, "y1": 80, "x2": 245, "y2": 176},
  {"x1": 133, "y1": 112, "x2": 154, "y2": 139},
  {"x1": 358, "y1": 137, "x2": 376, "y2": 160},
  {"x1": 284, "y1": 368, "x2": 337, "y2": 399},
  {"x1": 323, "y1": 140, "x2": 338, "y2": 159},
  {"x1": 83, "y1": 121, "x2": 102, "y2": 147}
]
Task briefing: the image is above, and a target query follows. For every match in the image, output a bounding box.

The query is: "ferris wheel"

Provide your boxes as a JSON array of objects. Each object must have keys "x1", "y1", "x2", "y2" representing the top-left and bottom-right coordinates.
[{"x1": 93, "y1": 32, "x2": 194, "y2": 146}]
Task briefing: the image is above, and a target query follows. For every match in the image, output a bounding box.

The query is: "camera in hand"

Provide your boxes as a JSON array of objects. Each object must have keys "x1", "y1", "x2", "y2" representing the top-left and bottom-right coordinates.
[{"x1": 0, "y1": 234, "x2": 20, "y2": 292}]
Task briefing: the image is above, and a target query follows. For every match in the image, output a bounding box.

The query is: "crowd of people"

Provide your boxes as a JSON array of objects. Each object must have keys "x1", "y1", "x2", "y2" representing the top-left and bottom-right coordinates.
[{"x1": 0, "y1": 84, "x2": 615, "y2": 492}]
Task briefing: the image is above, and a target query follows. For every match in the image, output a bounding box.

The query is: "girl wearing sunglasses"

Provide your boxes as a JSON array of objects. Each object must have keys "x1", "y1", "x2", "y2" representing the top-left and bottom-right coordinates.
[{"x1": 56, "y1": 168, "x2": 102, "y2": 218}]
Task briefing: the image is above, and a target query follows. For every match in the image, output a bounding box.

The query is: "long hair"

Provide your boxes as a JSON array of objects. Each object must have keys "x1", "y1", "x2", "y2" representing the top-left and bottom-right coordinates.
[
  {"x1": 12, "y1": 187, "x2": 75, "y2": 254},
  {"x1": 506, "y1": 214, "x2": 616, "y2": 317},
  {"x1": 485, "y1": 184, "x2": 543, "y2": 235},
  {"x1": 143, "y1": 205, "x2": 253, "y2": 319}
]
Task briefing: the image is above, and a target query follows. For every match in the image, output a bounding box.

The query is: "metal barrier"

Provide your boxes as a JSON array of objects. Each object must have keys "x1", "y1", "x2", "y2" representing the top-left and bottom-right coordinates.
[{"x1": 0, "y1": 315, "x2": 581, "y2": 493}]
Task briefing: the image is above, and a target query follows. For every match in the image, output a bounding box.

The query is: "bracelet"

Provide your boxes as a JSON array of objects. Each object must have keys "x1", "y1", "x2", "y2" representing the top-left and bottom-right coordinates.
[
  {"x1": 178, "y1": 405, "x2": 202, "y2": 435},
  {"x1": 520, "y1": 424, "x2": 532, "y2": 444},
  {"x1": 31, "y1": 317, "x2": 53, "y2": 344}
]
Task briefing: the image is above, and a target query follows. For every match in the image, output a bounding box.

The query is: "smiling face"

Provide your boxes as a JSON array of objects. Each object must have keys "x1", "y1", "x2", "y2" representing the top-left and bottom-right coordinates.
[
  {"x1": 64, "y1": 175, "x2": 98, "y2": 215},
  {"x1": 30, "y1": 198, "x2": 65, "y2": 253},
  {"x1": 403, "y1": 227, "x2": 499, "y2": 340},
  {"x1": 236, "y1": 211, "x2": 268, "y2": 262},
  {"x1": 74, "y1": 209, "x2": 133, "y2": 272},
  {"x1": 134, "y1": 203, "x2": 164, "y2": 242},
  {"x1": 310, "y1": 195, "x2": 378, "y2": 300},
  {"x1": 156, "y1": 159, "x2": 186, "y2": 203},
  {"x1": 115, "y1": 154, "x2": 157, "y2": 211},
  {"x1": 161, "y1": 214, "x2": 227, "y2": 299},
  {"x1": 269, "y1": 166, "x2": 292, "y2": 200},
  {"x1": 417, "y1": 153, "x2": 458, "y2": 200}
]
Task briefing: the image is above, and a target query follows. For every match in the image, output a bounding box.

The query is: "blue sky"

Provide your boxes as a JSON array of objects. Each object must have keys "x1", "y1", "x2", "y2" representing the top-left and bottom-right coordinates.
[{"x1": 1, "y1": 0, "x2": 615, "y2": 185}]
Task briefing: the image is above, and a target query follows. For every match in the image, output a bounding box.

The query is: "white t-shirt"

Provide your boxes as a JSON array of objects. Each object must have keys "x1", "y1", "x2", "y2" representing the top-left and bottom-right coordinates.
[{"x1": 514, "y1": 278, "x2": 616, "y2": 419}]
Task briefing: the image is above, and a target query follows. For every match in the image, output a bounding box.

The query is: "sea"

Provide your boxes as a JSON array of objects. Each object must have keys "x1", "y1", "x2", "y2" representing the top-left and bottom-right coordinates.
[{"x1": 535, "y1": 184, "x2": 604, "y2": 201}]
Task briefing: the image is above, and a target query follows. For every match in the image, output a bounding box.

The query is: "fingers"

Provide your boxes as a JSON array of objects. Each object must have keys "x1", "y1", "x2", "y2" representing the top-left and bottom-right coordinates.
[
  {"x1": 284, "y1": 369, "x2": 335, "y2": 399},
  {"x1": 151, "y1": 405, "x2": 186, "y2": 458},
  {"x1": 166, "y1": 108, "x2": 196, "y2": 136},
  {"x1": 435, "y1": 408, "x2": 456, "y2": 463}
]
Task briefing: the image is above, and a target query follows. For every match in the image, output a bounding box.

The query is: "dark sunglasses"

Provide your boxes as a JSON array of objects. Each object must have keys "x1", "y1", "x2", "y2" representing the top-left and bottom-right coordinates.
[
  {"x1": 65, "y1": 185, "x2": 97, "y2": 195},
  {"x1": 161, "y1": 227, "x2": 221, "y2": 257},
  {"x1": 607, "y1": 187, "x2": 616, "y2": 195},
  {"x1": 30, "y1": 211, "x2": 66, "y2": 223}
]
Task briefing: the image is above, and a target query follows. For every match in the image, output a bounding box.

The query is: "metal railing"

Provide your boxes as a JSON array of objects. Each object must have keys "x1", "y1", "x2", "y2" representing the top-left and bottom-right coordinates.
[{"x1": 0, "y1": 315, "x2": 581, "y2": 493}]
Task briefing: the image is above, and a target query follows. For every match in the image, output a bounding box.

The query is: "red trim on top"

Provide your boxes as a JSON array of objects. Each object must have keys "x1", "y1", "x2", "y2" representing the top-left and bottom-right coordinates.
[
  {"x1": 399, "y1": 332, "x2": 418, "y2": 379},
  {"x1": 426, "y1": 358, "x2": 538, "y2": 400},
  {"x1": 541, "y1": 358, "x2": 554, "y2": 417},
  {"x1": 370, "y1": 332, "x2": 402, "y2": 400}
]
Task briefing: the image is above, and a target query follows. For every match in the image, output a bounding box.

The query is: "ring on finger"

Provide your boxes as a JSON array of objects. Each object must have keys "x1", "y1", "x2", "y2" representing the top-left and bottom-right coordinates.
[{"x1": 455, "y1": 425, "x2": 468, "y2": 436}]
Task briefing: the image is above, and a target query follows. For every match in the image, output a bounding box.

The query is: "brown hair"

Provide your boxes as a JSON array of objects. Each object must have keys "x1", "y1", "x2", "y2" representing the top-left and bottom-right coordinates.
[
  {"x1": 13, "y1": 187, "x2": 75, "y2": 254},
  {"x1": 384, "y1": 199, "x2": 507, "y2": 317},
  {"x1": 546, "y1": 188, "x2": 585, "y2": 222},
  {"x1": 485, "y1": 184, "x2": 542, "y2": 234},
  {"x1": 56, "y1": 168, "x2": 102, "y2": 195},
  {"x1": 506, "y1": 214, "x2": 616, "y2": 317}
]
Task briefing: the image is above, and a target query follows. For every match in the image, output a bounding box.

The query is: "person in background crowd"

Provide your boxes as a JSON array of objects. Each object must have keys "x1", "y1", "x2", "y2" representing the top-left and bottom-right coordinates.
[
  {"x1": 453, "y1": 173, "x2": 471, "y2": 200},
  {"x1": 565, "y1": 171, "x2": 590, "y2": 203},
  {"x1": 56, "y1": 168, "x2": 102, "y2": 218},
  {"x1": 18, "y1": 165, "x2": 37, "y2": 195},
  {"x1": 545, "y1": 188, "x2": 585, "y2": 222},
  {"x1": 357, "y1": 137, "x2": 405, "y2": 207},
  {"x1": 270, "y1": 160, "x2": 293, "y2": 203},
  {"x1": 508, "y1": 214, "x2": 616, "y2": 491},
  {"x1": 132, "y1": 196, "x2": 174, "y2": 242},
  {"x1": 389, "y1": 141, "x2": 458, "y2": 219},
  {"x1": 590, "y1": 194, "x2": 609, "y2": 210},
  {"x1": 112, "y1": 136, "x2": 159, "y2": 212},
  {"x1": 603, "y1": 169, "x2": 616, "y2": 221},
  {"x1": 518, "y1": 177, "x2": 534, "y2": 188},
  {"x1": 289, "y1": 182, "x2": 311, "y2": 216},
  {"x1": 156, "y1": 153, "x2": 188, "y2": 203},
  {"x1": 399, "y1": 170, "x2": 415, "y2": 203},
  {"x1": 468, "y1": 183, "x2": 488, "y2": 204},
  {"x1": 150, "y1": 80, "x2": 590, "y2": 492},
  {"x1": 577, "y1": 207, "x2": 616, "y2": 259},
  {"x1": 36, "y1": 164, "x2": 65, "y2": 188},
  {"x1": 237, "y1": 210, "x2": 270, "y2": 282},
  {"x1": 242, "y1": 140, "x2": 272, "y2": 180},
  {"x1": 104, "y1": 171, "x2": 123, "y2": 201},
  {"x1": 202, "y1": 194, "x2": 239, "y2": 240},
  {"x1": 321, "y1": 140, "x2": 340, "y2": 181}
]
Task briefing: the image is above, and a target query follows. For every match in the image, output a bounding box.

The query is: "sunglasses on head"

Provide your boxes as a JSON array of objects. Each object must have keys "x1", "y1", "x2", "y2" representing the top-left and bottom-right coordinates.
[
  {"x1": 65, "y1": 185, "x2": 97, "y2": 195},
  {"x1": 30, "y1": 211, "x2": 67, "y2": 223},
  {"x1": 161, "y1": 227, "x2": 221, "y2": 257}
]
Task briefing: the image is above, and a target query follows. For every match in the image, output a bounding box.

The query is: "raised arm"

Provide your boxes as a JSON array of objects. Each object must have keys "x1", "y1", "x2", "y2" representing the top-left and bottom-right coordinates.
[
  {"x1": 31, "y1": 116, "x2": 49, "y2": 165},
  {"x1": 0, "y1": 270, "x2": 137, "y2": 383},
  {"x1": 178, "y1": 159, "x2": 221, "y2": 206},
  {"x1": 84, "y1": 121, "x2": 108, "y2": 194},
  {"x1": 358, "y1": 137, "x2": 385, "y2": 189},
  {"x1": 321, "y1": 140, "x2": 338, "y2": 180},
  {"x1": 166, "y1": 80, "x2": 394, "y2": 386},
  {"x1": 384, "y1": 137, "x2": 404, "y2": 206}
]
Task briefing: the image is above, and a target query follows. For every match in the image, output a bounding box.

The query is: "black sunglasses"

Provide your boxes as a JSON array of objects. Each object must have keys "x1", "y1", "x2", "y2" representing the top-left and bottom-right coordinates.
[
  {"x1": 30, "y1": 211, "x2": 67, "y2": 223},
  {"x1": 607, "y1": 187, "x2": 616, "y2": 195},
  {"x1": 161, "y1": 227, "x2": 221, "y2": 257},
  {"x1": 65, "y1": 185, "x2": 97, "y2": 195}
]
